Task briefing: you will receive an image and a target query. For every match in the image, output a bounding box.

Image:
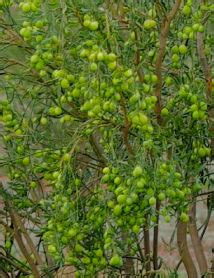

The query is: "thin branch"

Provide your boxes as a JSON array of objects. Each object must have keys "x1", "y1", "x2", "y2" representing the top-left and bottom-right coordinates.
[
  {"x1": 155, "y1": 0, "x2": 182, "y2": 123},
  {"x1": 120, "y1": 97, "x2": 134, "y2": 156},
  {"x1": 153, "y1": 200, "x2": 160, "y2": 270}
]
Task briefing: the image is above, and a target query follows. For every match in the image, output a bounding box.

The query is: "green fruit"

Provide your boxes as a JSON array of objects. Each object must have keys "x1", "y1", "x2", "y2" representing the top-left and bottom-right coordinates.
[
  {"x1": 192, "y1": 110, "x2": 199, "y2": 120},
  {"x1": 97, "y1": 52, "x2": 105, "y2": 61},
  {"x1": 61, "y1": 79, "x2": 70, "y2": 89},
  {"x1": 164, "y1": 215, "x2": 171, "y2": 223},
  {"x1": 107, "y1": 53, "x2": 117, "y2": 62},
  {"x1": 161, "y1": 108, "x2": 169, "y2": 117},
  {"x1": 40, "y1": 117, "x2": 48, "y2": 125},
  {"x1": 198, "y1": 147, "x2": 206, "y2": 157},
  {"x1": 108, "y1": 61, "x2": 117, "y2": 70},
  {"x1": 22, "y1": 3, "x2": 31, "y2": 13},
  {"x1": 89, "y1": 21, "x2": 99, "y2": 31},
  {"x1": 113, "y1": 205, "x2": 122, "y2": 216},
  {"x1": 144, "y1": 19, "x2": 157, "y2": 29},
  {"x1": 171, "y1": 45, "x2": 179, "y2": 54},
  {"x1": 68, "y1": 228, "x2": 77, "y2": 238},
  {"x1": 133, "y1": 166, "x2": 143, "y2": 177},
  {"x1": 30, "y1": 54, "x2": 39, "y2": 64},
  {"x1": 22, "y1": 157, "x2": 30, "y2": 166},
  {"x1": 117, "y1": 194, "x2": 126, "y2": 204},
  {"x1": 103, "y1": 167, "x2": 110, "y2": 174},
  {"x1": 149, "y1": 197, "x2": 156, "y2": 206},
  {"x1": 139, "y1": 113, "x2": 148, "y2": 125},
  {"x1": 114, "y1": 177, "x2": 121, "y2": 185},
  {"x1": 90, "y1": 62, "x2": 98, "y2": 71},
  {"x1": 80, "y1": 49, "x2": 89, "y2": 58},
  {"x1": 83, "y1": 20, "x2": 90, "y2": 27},
  {"x1": 172, "y1": 54, "x2": 179, "y2": 63},
  {"x1": 179, "y1": 44, "x2": 188, "y2": 54},
  {"x1": 158, "y1": 192, "x2": 165, "y2": 201},
  {"x1": 180, "y1": 212, "x2": 189, "y2": 223},
  {"x1": 48, "y1": 245, "x2": 57, "y2": 253},
  {"x1": 54, "y1": 107, "x2": 62, "y2": 115},
  {"x1": 183, "y1": 5, "x2": 191, "y2": 15},
  {"x1": 136, "y1": 178, "x2": 146, "y2": 189},
  {"x1": 132, "y1": 224, "x2": 140, "y2": 233},
  {"x1": 109, "y1": 254, "x2": 123, "y2": 267},
  {"x1": 124, "y1": 69, "x2": 133, "y2": 78}
]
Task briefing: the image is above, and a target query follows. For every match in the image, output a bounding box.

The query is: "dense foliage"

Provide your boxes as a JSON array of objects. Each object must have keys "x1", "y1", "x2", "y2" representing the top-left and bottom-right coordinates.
[{"x1": 0, "y1": 0, "x2": 213, "y2": 277}]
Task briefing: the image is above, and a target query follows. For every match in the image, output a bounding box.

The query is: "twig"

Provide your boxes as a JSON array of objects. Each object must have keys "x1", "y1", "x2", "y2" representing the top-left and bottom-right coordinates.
[{"x1": 120, "y1": 97, "x2": 134, "y2": 156}]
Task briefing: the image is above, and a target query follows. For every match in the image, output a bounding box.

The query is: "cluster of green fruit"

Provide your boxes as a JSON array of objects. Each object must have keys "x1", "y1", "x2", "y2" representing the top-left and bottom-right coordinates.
[
  {"x1": 19, "y1": 0, "x2": 40, "y2": 13},
  {"x1": 0, "y1": 0, "x2": 212, "y2": 277}
]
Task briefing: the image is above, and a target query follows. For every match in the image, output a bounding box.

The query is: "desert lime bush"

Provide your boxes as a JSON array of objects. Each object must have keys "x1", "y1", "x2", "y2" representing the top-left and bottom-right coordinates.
[{"x1": 0, "y1": 0, "x2": 213, "y2": 277}]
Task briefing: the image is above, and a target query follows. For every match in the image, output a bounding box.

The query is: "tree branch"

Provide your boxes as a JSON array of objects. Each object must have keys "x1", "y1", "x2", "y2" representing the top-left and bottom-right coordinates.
[
  {"x1": 189, "y1": 201, "x2": 208, "y2": 275},
  {"x1": 155, "y1": 0, "x2": 182, "y2": 123},
  {"x1": 177, "y1": 221, "x2": 198, "y2": 278}
]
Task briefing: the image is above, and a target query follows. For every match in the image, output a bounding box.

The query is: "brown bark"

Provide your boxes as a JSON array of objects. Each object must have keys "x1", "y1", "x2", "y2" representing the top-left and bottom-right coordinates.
[
  {"x1": 13, "y1": 224, "x2": 40, "y2": 278},
  {"x1": 153, "y1": 200, "x2": 160, "y2": 270},
  {"x1": 144, "y1": 224, "x2": 151, "y2": 274},
  {"x1": 189, "y1": 202, "x2": 208, "y2": 275},
  {"x1": 197, "y1": 22, "x2": 214, "y2": 155},
  {"x1": 155, "y1": 0, "x2": 182, "y2": 123},
  {"x1": 177, "y1": 221, "x2": 198, "y2": 278}
]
